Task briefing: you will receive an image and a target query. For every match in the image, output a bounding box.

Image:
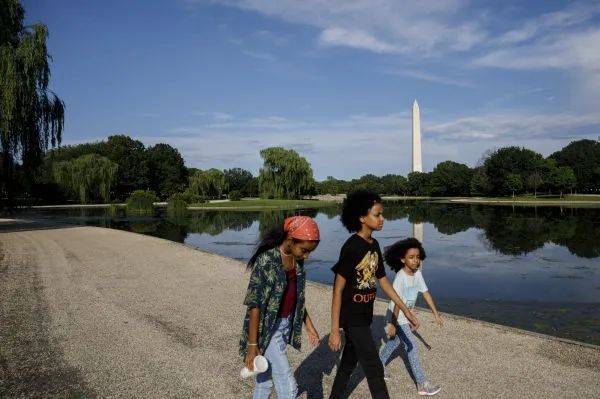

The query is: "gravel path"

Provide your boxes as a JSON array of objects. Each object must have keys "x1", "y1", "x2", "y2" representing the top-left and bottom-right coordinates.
[{"x1": 1, "y1": 222, "x2": 599, "y2": 398}]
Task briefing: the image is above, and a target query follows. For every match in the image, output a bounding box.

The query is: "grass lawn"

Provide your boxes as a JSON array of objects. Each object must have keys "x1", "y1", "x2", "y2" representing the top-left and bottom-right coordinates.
[
  {"x1": 465, "y1": 195, "x2": 600, "y2": 202},
  {"x1": 188, "y1": 198, "x2": 338, "y2": 209}
]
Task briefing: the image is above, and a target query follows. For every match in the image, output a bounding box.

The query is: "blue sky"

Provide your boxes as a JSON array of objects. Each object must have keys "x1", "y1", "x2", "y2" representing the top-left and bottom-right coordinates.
[{"x1": 24, "y1": 0, "x2": 600, "y2": 179}]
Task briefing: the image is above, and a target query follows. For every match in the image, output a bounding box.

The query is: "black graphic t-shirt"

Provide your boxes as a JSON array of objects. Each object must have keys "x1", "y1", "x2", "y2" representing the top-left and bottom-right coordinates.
[{"x1": 331, "y1": 234, "x2": 386, "y2": 327}]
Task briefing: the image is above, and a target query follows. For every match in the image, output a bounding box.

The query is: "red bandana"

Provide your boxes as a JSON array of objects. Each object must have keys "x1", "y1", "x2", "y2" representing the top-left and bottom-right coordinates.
[{"x1": 284, "y1": 216, "x2": 320, "y2": 241}]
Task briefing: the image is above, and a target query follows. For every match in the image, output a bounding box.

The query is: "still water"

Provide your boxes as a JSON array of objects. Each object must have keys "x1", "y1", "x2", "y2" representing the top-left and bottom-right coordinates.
[{"x1": 19, "y1": 201, "x2": 600, "y2": 344}]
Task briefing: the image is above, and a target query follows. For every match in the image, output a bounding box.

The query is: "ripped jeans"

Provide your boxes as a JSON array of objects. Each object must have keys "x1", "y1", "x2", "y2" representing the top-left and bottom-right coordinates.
[
  {"x1": 378, "y1": 323, "x2": 426, "y2": 385},
  {"x1": 253, "y1": 317, "x2": 298, "y2": 399}
]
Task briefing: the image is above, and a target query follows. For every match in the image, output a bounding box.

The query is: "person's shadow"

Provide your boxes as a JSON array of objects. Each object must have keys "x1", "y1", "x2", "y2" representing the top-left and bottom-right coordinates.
[
  {"x1": 295, "y1": 335, "x2": 340, "y2": 398},
  {"x1": 295, "y1": 314, "x2": 432, "y2": 398}
]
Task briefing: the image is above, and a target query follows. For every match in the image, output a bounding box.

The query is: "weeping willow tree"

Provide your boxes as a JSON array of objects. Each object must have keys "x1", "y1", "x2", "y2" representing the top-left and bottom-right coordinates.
[
  {"x1": 0, "y1": 0, "x2": 65, "y2": 205},
  {"x1": 185, "y1": 168, "x2": 228, "y2": 199},
  {"x1": 53, "y1": 154, "x2": 118, "y2": 204},
  {"x1": 258, "y1": 147, "x2": 315, "y2": 199}
]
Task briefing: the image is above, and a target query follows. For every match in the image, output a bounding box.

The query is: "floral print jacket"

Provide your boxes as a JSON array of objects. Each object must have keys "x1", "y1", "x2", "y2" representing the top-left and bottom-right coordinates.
[{"x1": 239, "y1": 247, "x2": 306, "y2": 357}]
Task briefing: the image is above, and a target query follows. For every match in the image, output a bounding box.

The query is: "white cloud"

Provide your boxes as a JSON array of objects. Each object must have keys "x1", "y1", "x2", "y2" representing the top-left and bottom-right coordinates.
[
  {"x1": 426, "y1": 112, "x2": 600, "y2": 141},
  {"x1": 384, "y1": 68, "x2": 475, "y2": 88},
  {"x1": 476, "y1": 28, "x2": 600, "y2": 71},
  {"x1": 318, "y1": 27, "x2": 398, "y2": 54},
  {"x1": 475, "y1": 3, "x2": 600, "y2": 106},
  {"x1": 158, "y1": 109, "x2": 599, "y2": 178},
  {"x1": 494, "y1": 3, "x2": 599, "y2": 45},
  {"x1": 204, "y1": 0, "x2": 487, "y2": 55},
  {"x1": 192, "y1": 111, "x2": 235, "y2": 121}
]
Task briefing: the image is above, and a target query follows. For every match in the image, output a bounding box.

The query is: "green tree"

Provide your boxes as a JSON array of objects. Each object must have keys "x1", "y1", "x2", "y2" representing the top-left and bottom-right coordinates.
[
  {"x1": 430, "y1": 161, "x2": 473, "y2": 196},
  {"x1": 407, "y1": 172, "x2": 433, "y2": 196},
  {"x1": 550, "y1": 166, "x2": 576, "y2": 197},
  {"x1": 126, "y1": 189, "x2": 158, "y2": 216},
  {"x1": 146, "y1": 143, "x2": 186, "y2": 199},
  {"x1": 549, "y1": 139, "x2": 600, "y2": 193},
  {"x1": 103, "y1": 135, "x2": 150, "y2": 199},
  {"x1": 244, "y1": 177, "x2": 259, "y2": 198},
  {"x1": 503, "y1": 173, "x2": 523, "y2": 197},
  {"x1": 351, "y1": 174, "x2": 385, "y2": 194},
  {"x1": 1, "y1": 0, "x2": 65, "y2": 204},
  {"x1": 186, "y1": 168, "x2": 228, "y2": 199},
  {"x1": 52, "y1": 154, "x2": 118, "y2": 203},
  {"x1": 526, "y1": 172, "x2": 544, "y2": 197},
  {"x1": 317, "y1": 176, "x2": 348, "y2": 195},
  {"x1": 380, "y1": 174, "x2": 408, "y2": 196},
  {"x1": 483, "y1": 147, "x2": 545, "y2": 195},
  {"x1": 46, "y1": 141, "x2": 105, "y2": 163},
  {"x1": 258, "y1": 147, "x2": 314, "y2": 199},
  {"x1": 224, "y1": 168, "x2": 253, "y2": 196},
  {"x1": 470, "y1": 167, "x2": 493, "y2": 195}
]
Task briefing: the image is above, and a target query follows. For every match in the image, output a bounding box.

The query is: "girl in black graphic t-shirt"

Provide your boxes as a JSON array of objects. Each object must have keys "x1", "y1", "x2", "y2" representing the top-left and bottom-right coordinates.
[{"x1": 329, "y1": 191, "x2": 419, "y2": 399}]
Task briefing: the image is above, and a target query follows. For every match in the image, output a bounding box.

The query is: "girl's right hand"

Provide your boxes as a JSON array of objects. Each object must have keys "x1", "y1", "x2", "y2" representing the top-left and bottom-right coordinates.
[
  {"x1": 328, "y1": 330, "x2": 342, "y2": 351},
  {"x1": 245, "y1": 345, "x2": 260, "y2": 370},
  {"x1": 405, "y1": 310, "x2": 420, "y2": 331},
  {"x1": 385, "y1": 323, "x2": 397, "y2": 339}
]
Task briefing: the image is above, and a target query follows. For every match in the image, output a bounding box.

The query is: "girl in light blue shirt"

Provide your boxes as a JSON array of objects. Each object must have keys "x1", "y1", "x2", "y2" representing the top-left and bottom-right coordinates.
[{"x1": 379, "y1": 238, "x2": 443, "y2": 396}]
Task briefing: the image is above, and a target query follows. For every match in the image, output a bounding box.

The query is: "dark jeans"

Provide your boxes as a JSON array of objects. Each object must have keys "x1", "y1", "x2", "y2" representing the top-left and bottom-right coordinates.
[{"x1": 329, "y1": 325, "x2": 390, "y2": 399}]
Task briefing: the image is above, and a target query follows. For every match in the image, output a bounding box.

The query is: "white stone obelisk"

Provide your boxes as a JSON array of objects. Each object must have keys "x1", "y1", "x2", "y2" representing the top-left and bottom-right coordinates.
[{"x1": 412, "y1": 100, "x2": 422, "y2": 173}]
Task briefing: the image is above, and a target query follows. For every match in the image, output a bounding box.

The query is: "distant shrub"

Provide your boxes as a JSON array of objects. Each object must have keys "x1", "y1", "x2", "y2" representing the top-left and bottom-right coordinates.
[
  {"x1": 107, "y1": 203, "x2": 121, "y2": 217},
  {"x1": 167, "y1": 193, "x2": 188, "y2": 219},
  {"x1": 228, "y1": 190, "x2": 242, "y2": 201},
  {"x1": 181, "y1": 190, "x2": 206, "y2": 205},
  {"x1": 126, "y1": 190, "x2": 158, "y2": 216}
]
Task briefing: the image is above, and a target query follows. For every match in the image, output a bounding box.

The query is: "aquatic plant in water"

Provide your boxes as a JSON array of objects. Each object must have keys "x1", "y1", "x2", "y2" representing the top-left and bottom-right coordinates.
[{"x1": 126, "y1": 190, "x2": 158, "y2": 216}]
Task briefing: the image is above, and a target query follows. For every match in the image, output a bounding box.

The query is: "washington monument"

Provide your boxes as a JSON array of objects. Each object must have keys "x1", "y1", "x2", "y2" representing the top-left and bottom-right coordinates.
[{"x1": 412, "y1": 100, "x2": 422, "y2": 173}]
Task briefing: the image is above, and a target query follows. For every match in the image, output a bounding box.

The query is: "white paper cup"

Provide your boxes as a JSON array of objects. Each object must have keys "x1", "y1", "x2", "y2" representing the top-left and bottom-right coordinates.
[{"x1": 240, "y1": 355, "x2": 269, "y2": 379}]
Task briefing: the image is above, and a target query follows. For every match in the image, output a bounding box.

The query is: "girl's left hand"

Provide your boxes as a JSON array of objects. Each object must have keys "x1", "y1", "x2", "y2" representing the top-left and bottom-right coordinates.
[
  {"x1": 307, "y1": 328, "x2": 320, "y2": 347},
  {"x1": 434, "y1": 314, "x2": 444, "y2": 326}
]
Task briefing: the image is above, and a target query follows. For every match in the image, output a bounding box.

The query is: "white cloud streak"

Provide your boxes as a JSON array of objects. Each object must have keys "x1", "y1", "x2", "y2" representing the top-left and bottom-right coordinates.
[
  {"x1": 384, "y1": 68, "x2": 475, "y2": 88},
  {"x1": 151, "y1": 109, "x2": 600, "y2": 178},
  {"x1": 204, "y1": 0, "x2": 487, "y2": 55}
]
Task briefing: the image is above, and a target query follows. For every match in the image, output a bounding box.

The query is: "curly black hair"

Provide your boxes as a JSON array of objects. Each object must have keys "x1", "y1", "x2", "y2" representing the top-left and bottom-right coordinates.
[
  {"x1": 384, "y1": 237, "x2": 427, "y2": 272},
  {"x1": 340, "y1": 190, "x2": 382, "y2": 232}
]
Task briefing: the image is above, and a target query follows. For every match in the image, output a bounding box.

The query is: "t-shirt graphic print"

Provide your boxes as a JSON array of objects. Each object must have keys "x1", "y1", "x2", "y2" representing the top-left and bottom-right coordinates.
[
  {"x1": 332, "y1": 234, "x2": 386, "y2": 326},
  {"x1": 356, "y1": 250, "x2": 379, "y2": 290}
]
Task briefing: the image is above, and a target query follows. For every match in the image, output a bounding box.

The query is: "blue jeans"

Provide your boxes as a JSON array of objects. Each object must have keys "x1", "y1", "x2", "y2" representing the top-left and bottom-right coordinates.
[
  {"x1": 253, "y1": 317, "x2": 298, "y2": 399},
  {"x1": 379, "y1": 323, "x2": 426, "y2": 385}
]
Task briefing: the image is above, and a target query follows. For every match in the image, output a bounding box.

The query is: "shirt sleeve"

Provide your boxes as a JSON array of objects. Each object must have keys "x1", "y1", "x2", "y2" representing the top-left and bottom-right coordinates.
[
  {"x1": 416, "y1": 270, "x2": 428, "y2": 293},
  {"x1": 331, "y1": 243, "x2": 357, "y2": 281},
  {"x1": 387, "y1": 272, "x2": 402, "y2": 320},
  {"x1": 243, "y1": 254, "x2": 267, "y2": 308}
]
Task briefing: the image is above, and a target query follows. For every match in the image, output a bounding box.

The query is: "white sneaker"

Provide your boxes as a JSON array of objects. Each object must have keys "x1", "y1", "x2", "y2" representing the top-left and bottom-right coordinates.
[{"x1": 417, "y1": 381, "x2": 441, "y2": 396}]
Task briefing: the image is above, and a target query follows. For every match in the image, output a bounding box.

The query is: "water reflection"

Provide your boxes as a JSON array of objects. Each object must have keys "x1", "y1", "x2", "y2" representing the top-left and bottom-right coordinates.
[
  {"x1": 369, "y1": 202, "x2": 600, "y2": 258},
  {"x1": 18, "y1": 202, "x2": 600, "y2": 344},
  {"x1": 30, "y1": 202, "x2": 600, "y2": 259}
]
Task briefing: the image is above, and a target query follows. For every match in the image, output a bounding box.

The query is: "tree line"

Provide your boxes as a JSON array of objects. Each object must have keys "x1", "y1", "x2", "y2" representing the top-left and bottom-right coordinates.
[
  {"x1": 21, "y1": 136, "x2": 597, "y2": 205},
  {"x1": 18, "y1": 137, "x2": 314, "y2": 204},
  {"x1": 315, "y1": 140, "x2": 600, "y2": 198}
]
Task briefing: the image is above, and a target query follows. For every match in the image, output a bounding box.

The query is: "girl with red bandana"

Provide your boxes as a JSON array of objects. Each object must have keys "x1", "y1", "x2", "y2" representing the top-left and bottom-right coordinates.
[{"x1": 240, "y1": 216, "x2": 321, "y2": 399}]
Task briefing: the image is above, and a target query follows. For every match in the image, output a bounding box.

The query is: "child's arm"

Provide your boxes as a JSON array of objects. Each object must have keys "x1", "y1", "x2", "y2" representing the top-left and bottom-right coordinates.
[
  {"x1": 423, "y1": 291, "x2": 443, "y2": 326},
  {"x1": 303, "y1": 311, "x2": 320, "y2": 347},
  {"x1": 328, "y1": 273, "x2": 346, "y2": 351},
  {"x1": 379, "y1": 276, "x2": 420, "y2": 330},
  {"x1": 245, "y1": 307, "x2": 261, "y2": 370}
]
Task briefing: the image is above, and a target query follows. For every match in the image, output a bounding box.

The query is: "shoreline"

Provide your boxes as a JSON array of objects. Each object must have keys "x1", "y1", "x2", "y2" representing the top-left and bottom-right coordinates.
[
  {"x1": 1, "y1": 221, "x2": 599, "y2": 398},
  {"x1": 21, "y1": 195, "x2": 600, "y2": 211}
]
